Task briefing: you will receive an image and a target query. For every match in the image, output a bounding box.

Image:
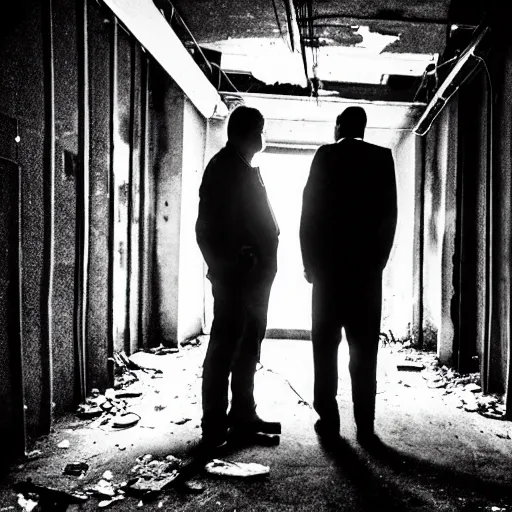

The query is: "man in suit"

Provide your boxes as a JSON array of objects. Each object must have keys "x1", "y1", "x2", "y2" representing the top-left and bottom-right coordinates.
[
  {"x1": 196, "y1": 106, "x2": 281, "y2": 450},
  {"x1": 299, "y1": 106, "x2": 397, "y2": 446}
]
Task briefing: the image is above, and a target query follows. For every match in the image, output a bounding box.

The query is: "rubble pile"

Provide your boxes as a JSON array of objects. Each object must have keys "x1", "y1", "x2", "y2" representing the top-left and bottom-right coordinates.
[
  {"x1": 413, "y1": 352, "x2": 507, "y2": 420},
  {"x1": 126, "y1": 454, "x2": 183, "y2": 495},
  {"x1": 75, "y1": 387, "x2": 141, "y2": 429},
  {"x1": 74, "y1": 350, "x2": 164, "y2": 429},
  {"x1": 84, "y1": 470, "x2": 127, "y2": 508}
]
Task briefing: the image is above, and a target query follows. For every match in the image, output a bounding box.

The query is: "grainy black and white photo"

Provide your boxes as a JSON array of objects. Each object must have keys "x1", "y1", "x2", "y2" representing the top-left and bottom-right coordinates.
[{"x1": 1, "y1": 0, "x2": 511, "y2": 510}]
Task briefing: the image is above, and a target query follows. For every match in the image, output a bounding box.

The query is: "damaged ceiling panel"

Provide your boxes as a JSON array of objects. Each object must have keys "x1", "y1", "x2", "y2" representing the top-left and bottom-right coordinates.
[
  {"x1": 164, "y1": 0, "x2": 486, "y2": 101},
  {"x1": 169, "y1": 0, "x2": 291, "y2": 44}
]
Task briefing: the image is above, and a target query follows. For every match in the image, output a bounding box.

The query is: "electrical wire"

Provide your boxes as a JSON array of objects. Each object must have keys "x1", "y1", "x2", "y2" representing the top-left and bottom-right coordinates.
[
  {"x1": 414, "y1": 58, "x2": 483, "y2": 137},
  {"x1": 426, "y1": 55, "x2": 458, "y2": 75},
  {"x1": 161, "y1": 0, "x2": 213, "y2": 75},
  {"x1": 270, "y1": 0, "x2": 293, "y2": 52},
  {"x1": 414, "y1": 56, "x2": 461, "y2": 103},
  {"x1": 210, "y1": 62, "x2": 239, "y2": 93}
]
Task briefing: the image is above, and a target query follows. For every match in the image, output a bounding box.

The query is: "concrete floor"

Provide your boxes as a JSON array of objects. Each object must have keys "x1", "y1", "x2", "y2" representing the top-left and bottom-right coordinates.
[{"x1": 2, "y1": 338, "x2": 512, "y2": 511}]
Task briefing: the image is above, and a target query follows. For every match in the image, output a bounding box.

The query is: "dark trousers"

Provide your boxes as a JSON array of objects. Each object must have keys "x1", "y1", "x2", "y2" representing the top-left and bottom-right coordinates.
[
  {"x1": 201, "y1": 271, "x2": 275, "y2": 436},
  {"x1": 311, "y1": 271, "x2": 382, "y2": 433}
]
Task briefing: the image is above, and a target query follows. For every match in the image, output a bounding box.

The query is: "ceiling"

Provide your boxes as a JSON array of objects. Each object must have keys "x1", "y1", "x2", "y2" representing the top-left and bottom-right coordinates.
[{"x1": 164, "y1": 0, "x2": 486, "y2": 101}]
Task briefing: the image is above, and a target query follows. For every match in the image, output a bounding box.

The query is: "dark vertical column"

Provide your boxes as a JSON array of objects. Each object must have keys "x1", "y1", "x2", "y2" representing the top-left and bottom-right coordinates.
[
  {"x1": 109, "y1": 20, "x2": 118, "y2": 356},
  {"x1": 482, "y1": 61, "x2": 493, "y2": 394},
  {"x1": 40, "y1": 0, "x2": 55, "y2": 434},
  {"x1": 111, "y1": 22, "x2": 132, "y2": 354},
  {"x1": 488, "y1": 14, "x2": 512, "y2": 415},
  {"x1": 76, "y1": 0, "x2": 89, "y2": 401},
  {"x1": 127, "y1": 41, "x2": 142, "y2": 355},
  {"x1": 455, "y1": 71, "x2": 489, "y2": 375},
  {"x1": 86, "y1": 1, "x2": 113, "y2": 392},
  {"x1": 487, "y1": 14, "x2": 512, "y2": 402},
  {"x1": 0, "y1": 158, "x2": 26, "y2": 463},
  {"x1": 51, "y1": 0, "x2": 80, "y2": 414},
  {"x1": 139, "y1": 54, "x2": 153, "y2": 350},
  {"x1": 412, "y1": 135, "x2": 425, "y2": 348}
]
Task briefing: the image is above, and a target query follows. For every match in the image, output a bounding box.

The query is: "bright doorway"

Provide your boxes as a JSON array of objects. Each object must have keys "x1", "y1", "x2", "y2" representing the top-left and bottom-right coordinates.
[{"x1": 257, "y1": 146, "x2": 317, "y2": 335}]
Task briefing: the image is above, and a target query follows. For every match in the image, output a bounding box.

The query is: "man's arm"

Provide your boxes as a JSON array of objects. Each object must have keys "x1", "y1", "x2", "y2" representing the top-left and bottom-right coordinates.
[
  {"x1": 299, "y1": 148, "x2": 324, "y2": 281},
  {"x1": 376, "y1": 148, "x2": 398, "y2": 269},
  {"x1": 196, "y1": 163, "x2": 242, "y2": 275}
]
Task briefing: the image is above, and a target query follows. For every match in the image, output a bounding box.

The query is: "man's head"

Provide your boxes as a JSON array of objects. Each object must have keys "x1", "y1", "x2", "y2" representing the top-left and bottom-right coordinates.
[
  {"x1": 334, "y1": 106, "x2": 367, "y2": 141},
  {"x1": 227, "y1": 106, "x2": 265, "y2": 157}
]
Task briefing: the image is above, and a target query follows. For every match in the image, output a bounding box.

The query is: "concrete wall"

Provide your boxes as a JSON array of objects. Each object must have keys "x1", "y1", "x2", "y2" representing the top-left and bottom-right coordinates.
[
  {"x1": 153, "y1": 77, "x2": 184, "y2": 346},
  {"x1": 153, "y1": 76, "x2": 208, "y2": 345},
  {"x1": 422, "y1": 100, "x2": 459, "y2": 362},
  {"x1": 0, "y1": 0, "x2": 156, "y2": 456},
  {"x1": 0, "y1": 0, "x2": 53, "y2": 443},
  {"x1": 177, "y1": 99, "x2": 207, "y2": 342},
  {"x1": 382, "y1": 132, "x2": 417, "y2": 340}
]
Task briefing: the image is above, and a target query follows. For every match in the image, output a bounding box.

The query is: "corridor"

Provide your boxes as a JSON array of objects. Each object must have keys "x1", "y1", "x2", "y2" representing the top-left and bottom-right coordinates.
[{"x1": 1, "y1": 339, "x2": 511, "y2": 511}]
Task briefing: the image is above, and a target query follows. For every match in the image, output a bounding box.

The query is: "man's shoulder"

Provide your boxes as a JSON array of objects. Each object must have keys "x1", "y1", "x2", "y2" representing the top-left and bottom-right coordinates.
[
  {"x1": 358, "y1": 140, "x2": 391, "y2": 154},
  {"x1": 204, "y1": 146, "x2": 242, "y2": 176},
  {"x1": 206, "y1": 146, "x2": 231, "y2": 168}
]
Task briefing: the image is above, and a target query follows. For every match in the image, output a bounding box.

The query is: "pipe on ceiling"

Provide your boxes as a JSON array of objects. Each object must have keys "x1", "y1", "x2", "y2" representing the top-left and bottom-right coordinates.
[{"x1": 412, "y1": 23, "x2": 491, "y2": 136}]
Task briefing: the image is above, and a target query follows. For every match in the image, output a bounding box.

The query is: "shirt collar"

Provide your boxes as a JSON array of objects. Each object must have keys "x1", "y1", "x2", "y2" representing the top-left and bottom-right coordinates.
[{"x1": 337, "y1": 137, "x2": 362, "y2": 142}]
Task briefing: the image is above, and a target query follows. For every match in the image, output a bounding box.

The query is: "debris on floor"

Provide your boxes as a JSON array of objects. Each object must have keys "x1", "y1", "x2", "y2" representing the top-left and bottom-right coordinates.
[
  {"x1": 204, "y1": 459, "x2": 270, "y2": 478},
  {"x1": 13, "y1": 480, "x2": 89, "y2": 510},
  {"x1": 73, "y1": 350, "x2": 165, "y2": 429},
  {"x1": 57, "y1": 440, "x2": 70, "y2": 449},
  {"x1": 180, "y1": 337, "x2": 202, "y2": 348},
  {"x1": 16, "y1": 493, "x2": 38, "y2": 512},
  {"x1": 63, "y1": 462, "x2": 89, "y2": 477},
  {"x1": 75, "y1": 390, "x2": 141, "y2": 430},
  {"x1": 112, "y1": 412, "x2": 141, "y2": 429},
  {"x1": 409, "y1": 351, "x2": 507, "y2": 419},
  {"x1": 170, "y1": 416, "x2": 192, "y2": 426},
  {"x1": 149, "y1": 345, "x2": 179, "y2": 355},
  {"x1": 397, "y1": 361, "x2": 425, "y2": 372},
  {"x1": 126, "y1": 454, "x2": 184, "y2": 498},
  {"x1": 24, "y1": 450, "x2": 43, "y2": 461},
  {"x1": 84, "y1": 473, "x2": 126, "y2": 508}
]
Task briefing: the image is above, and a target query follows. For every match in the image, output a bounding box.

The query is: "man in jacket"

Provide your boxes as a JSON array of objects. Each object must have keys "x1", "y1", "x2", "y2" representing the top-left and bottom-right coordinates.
[
  {"x1": 196, "y1": 106, "x2": 280, "y2": 450},
  {"x1": 299, "y1": 106, "x2": 397, "y2": 446}
]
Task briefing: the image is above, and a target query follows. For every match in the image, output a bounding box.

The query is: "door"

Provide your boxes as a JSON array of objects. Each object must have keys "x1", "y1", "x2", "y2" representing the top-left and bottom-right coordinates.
[
  {"x1": 0, "y1": 158, "x2": 25, "y2": 462},
  {"x1": 257, "y1": 147, "x2": 316, "y2": 337}
]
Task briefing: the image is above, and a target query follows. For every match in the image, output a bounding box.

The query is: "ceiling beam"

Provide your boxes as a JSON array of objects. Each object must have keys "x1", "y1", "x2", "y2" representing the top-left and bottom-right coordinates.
[{"x1": 101, "y1": 0, "x2": 227, "y2": 118}]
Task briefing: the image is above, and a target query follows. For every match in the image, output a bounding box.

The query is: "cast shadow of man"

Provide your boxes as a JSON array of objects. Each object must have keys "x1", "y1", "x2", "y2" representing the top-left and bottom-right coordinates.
[{"x1": 316, "y1": 433, "x2": 512, "y2": 511}]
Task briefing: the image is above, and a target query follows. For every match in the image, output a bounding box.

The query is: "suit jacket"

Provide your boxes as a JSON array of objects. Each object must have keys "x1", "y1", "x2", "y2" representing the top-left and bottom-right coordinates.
[
  {"x1": 299, "y1": 138, "x2": 397, "y2": 282},
  {"x1": 196, "y1": 143, "x2": 279, "y2": 282}
]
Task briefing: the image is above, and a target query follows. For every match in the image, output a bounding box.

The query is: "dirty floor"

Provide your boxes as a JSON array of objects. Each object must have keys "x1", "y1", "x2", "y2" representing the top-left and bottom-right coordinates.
[{"x1": 1, "y1": 338, "x2": 512, "y2": 511}]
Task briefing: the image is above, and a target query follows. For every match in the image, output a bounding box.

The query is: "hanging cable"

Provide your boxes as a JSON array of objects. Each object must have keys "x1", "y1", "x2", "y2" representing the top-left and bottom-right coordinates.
[
  {"x1": 210, "y1": 62, "x2": 239, "y2": 93},
  {"x1": 414, "y1": 59, "x2": 484, "y2": 137},
  {"x1": 161, "y1": 0, "x2": 213, "y2": 75},
  {"x1": 270, "y1": 0, "x2": 293, "y2": 52}
]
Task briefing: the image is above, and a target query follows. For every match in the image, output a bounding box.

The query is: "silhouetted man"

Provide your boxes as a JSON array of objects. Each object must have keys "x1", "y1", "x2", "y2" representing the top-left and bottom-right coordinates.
[
  {"x1": 196, "y1": 106, "x2": 280, "y2": 450},
  {"x1": 299, "y1": 106, "x2": 397, "y2": 446}
]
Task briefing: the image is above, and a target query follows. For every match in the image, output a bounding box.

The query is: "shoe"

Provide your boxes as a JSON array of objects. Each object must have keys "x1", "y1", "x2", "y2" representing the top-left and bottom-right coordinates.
[
  {"x1": 356, "y1": 430, "x2": 381, "y2": 450},
  {"x1": 314, "y1": 419, "x2": 339, "y2": 440},
  {"x1": 199, "y1": 431, "x2": 228, "y2": 452},
  {"x1": 229, "y1": 415, "x2": 281, "y2": 436}
]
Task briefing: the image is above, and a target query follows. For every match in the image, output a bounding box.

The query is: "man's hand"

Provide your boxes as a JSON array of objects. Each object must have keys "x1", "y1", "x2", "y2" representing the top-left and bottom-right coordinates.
[{"x1": 303, "y1": 269, "x2": 312, "y2": 283}]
